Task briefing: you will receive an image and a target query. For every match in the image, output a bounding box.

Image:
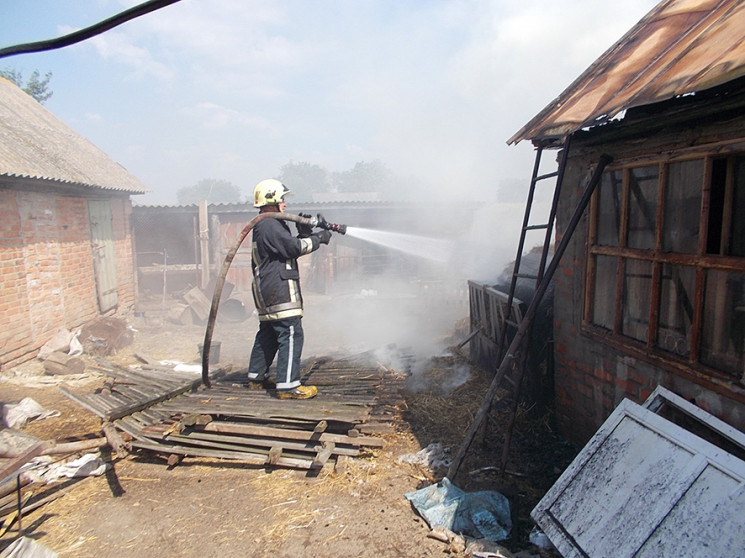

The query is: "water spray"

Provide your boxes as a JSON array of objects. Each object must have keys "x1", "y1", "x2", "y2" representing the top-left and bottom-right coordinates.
[{"x1": 201, "y1": 211, "x2": 347, "y2": 387}]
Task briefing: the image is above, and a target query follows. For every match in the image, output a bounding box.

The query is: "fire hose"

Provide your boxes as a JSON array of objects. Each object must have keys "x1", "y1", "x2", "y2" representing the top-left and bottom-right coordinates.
[{"x1": 201, "y1": 212, "x2": 346, "y2": 388}]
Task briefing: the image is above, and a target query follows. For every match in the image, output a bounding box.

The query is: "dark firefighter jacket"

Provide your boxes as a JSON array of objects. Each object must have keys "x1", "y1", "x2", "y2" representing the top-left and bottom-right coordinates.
[{"x1": 251, "y1": 217, "x2": 320, "y2": 321}]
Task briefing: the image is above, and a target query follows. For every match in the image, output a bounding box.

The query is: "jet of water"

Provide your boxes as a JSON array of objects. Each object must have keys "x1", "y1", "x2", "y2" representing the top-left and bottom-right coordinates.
[{"x1": 345, "y1": 227, "x2": 454, "y2": 263}]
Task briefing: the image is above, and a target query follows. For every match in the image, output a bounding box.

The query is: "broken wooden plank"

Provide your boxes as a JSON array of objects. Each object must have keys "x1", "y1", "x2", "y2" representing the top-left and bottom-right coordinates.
[
  {"x1": 268, "y1": 446, "x2": 282, "y2": 465},
  {"x1": 130, "y1": 439, "x2": 314, "y2": 469},
  {"x1": 201, "y1": 421, "x2": 384, "y2": 448},
  {"x1": 0, "y1": 438, "x2": 107, "y2": 459},
  {"x1": 163, "y1": 431, "x2": 360, "y2": 458},
  {"x1": 102, "y1": 423, "x2": 130, "y2": 458},
  {"x1": 312, "y1": 442, "x2": 335, "y2": 469}
]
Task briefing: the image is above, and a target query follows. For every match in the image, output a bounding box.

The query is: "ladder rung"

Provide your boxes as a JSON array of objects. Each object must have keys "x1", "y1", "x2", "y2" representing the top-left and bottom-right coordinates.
[
  {"x1": 533, "y1": 170, "x2": 559, "y2": 183},
  {"x1": 505, "y1": 319, "x2": 519, "y2": 328},
  {"x1": 515, "y1": 273, "x2": 538, "y2": 280},
  {"x1": 503, "y1": 375, "x2": 517, "y2": 388},
  {"x1": 524, "y1": 224, "x2": 549, "y2": 231}
]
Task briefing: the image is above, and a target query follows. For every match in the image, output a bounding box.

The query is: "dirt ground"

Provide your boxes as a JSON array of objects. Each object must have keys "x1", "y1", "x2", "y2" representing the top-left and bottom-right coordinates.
[{"x1": 0, "y1": 294, "x2": 577, "y2": 557}]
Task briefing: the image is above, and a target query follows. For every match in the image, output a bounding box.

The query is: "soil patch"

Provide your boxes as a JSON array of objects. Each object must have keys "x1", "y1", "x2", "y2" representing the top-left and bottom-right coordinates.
[{"x1": 1, "y1": 312, "x2": 576, "y2": 557}]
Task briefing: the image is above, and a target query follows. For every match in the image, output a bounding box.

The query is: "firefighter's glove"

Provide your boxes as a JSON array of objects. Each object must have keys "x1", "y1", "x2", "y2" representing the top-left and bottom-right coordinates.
[
  {"x1": 296, "y1": 213, "x2": 314, "y2": 238},
  {"x1": 313, "y1": 230, "x2": 332, "y2": 245}
]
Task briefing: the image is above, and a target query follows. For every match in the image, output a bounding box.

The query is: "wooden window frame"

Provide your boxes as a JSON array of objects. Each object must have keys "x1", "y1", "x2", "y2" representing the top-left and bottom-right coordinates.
[{"x1": 583, "y1": 152, "x2": 745, "y2": 381}]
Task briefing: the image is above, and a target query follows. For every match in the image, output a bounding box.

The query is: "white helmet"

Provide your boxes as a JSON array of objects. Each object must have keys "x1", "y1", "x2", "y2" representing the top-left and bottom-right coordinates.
[{"x1": 253, "y1": 179, "x2": 290, "y2": 208}]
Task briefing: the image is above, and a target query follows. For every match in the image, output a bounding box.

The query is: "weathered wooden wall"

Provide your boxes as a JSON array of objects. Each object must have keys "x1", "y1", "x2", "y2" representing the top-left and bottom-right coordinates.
[{"x1": 553, "y1": 101, "x2": 745, "y2": 445}]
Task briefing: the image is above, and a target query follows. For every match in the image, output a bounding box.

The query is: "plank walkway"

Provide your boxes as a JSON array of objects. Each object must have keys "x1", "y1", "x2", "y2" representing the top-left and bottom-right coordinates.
[{"x1": 60, "y1": 354, "x2": 406, "y2": 471}]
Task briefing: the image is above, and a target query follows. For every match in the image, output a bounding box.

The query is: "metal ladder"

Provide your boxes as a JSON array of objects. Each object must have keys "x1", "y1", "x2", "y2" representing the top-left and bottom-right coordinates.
[
  {"x1": 448, "y1": 146, "x2": 613, "y2": 481},
  {"x1": 490, "y1": 139, "x2": 571, "y2": 474},
  {"x1": 496, "y1": 138, "x2": 570, "y2": 363}
]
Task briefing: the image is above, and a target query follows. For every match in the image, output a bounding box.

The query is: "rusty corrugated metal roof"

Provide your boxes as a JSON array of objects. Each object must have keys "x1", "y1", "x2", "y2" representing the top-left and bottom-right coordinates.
[
  {"x1": 509, "y1": 0, "x2": 745, "y2": 145},
  {"x1": 0, "y1": 77, "x2": 149, "y2": 194}
]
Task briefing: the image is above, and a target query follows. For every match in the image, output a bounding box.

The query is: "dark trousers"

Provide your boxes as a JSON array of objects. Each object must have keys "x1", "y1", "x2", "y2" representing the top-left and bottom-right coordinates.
[{"x1": 247, "y1": 316, "x2": 304, "y2": 390}]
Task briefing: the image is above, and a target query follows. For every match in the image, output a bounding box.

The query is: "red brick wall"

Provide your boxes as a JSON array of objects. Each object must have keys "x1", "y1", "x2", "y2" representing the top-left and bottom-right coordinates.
[{"x1": 0, "y1": 188, "x2": 136, "y2": 370}]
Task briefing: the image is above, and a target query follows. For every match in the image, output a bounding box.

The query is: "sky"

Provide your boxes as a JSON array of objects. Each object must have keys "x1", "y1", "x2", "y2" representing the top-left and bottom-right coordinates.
[{"x1": 0, "y1": 0, "x2": 661, "y2": 206}]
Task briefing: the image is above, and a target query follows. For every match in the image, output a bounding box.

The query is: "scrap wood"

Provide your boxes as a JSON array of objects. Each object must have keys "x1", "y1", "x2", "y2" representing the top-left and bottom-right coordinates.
[
  {"x1": 102, "y1": 423, "x2": 130, "y2": 458},
  {"x1": 0, "y1": 491, "x2": 32, "y2": 537},
  {"x1": 164, "y1": 430, "x2": 360, "y2": 458},
  {"x1": 130, "y1": 439, "x2": 317, "y2": 469},
  {"x1": 0, "y1": 443, "x2": 45, "y2": 485},
  {"x1": 311, "y1": 442, "x2": 335, "y2": 469},
  {"x1": 200, "y1": 421, "x2": 384, "y2": 448},
  {"x1": 0, "y1": 477, "x2": 93, "y2": 535},
  {"x1": 59, "y1": 362, "x2": 229, "y2": 421},
  {"x1": 0, "y1": 437, "x2": 107, "y2": 459},
  {"x1": 65, "y1": 355, "x2": 405, "y2": 472},
  {"x1": 268, "y1": 446, "x2": 282, "y2": 465}
]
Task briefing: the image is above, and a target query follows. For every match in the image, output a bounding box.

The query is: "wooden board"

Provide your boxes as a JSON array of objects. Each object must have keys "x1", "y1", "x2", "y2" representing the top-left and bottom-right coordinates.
[{"x1": 532, "y1": 398, "x2": 745, "y2": 557}]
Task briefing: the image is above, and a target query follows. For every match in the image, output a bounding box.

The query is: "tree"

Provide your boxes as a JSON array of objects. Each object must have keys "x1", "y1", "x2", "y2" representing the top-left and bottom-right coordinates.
[
  {"x1": 176, "y1": 178, "x2": 242, "y2": 205},
  {"x1": 331, "y1": 160, "x2": 398, "y2": 195},
  {"x1": 277, "y1": 162, "x2": 329, "y2": 202},
  {"x1": 0, "y1": 68, "x2": 53, "y2": 104}
]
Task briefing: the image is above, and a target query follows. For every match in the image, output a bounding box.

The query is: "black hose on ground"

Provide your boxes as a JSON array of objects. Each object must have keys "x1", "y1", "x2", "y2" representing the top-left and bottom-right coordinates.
[{"x1": 200, "y1": 212, "x2": 315, "y2": 388}]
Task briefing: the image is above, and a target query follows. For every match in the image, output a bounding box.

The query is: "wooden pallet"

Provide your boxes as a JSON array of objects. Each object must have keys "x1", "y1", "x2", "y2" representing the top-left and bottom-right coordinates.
[{"x1": 60, "y1": 355, "x2": 406, "y2": 471}]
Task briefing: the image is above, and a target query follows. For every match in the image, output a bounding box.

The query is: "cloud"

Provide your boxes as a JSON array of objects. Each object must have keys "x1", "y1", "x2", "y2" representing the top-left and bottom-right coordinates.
[
  {"x1": 192, "y1": 101, "x2": 278, "y2": 133},
  {"x1": 32, "y1": 0, "x2": 659, "y2": 205}
]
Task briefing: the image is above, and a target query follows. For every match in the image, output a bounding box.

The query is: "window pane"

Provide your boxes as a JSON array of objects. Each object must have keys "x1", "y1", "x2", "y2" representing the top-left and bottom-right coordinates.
[
  {"x1": 656, "y1": 264, "x2": 695, "y2": 357},
  {"x1": 701, "y1": 270, "x2": 745, "y2": 377},
  {"x1": 622, "y1": 259, "x2": 652, "y2": 342},
  {"x1": 730, "y1": 156, "x2": 745, "y2": 257},
  {"x1": 592, "y1": 255, "x2": 617, "y2": 330},
  {"x1": 663, "y1": 159, "x2": 703, "y2": 254},
  {"x1": 597, "y1": 170, "x2": 623, "y2": 246},
  {"x1": 627, "y1": 165, "x2": 659, "y2": 250}
]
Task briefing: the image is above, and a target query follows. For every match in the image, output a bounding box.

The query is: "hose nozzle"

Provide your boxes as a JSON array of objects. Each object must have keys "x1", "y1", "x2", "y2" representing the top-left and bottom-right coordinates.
[{"x1": 316, "y1": 213, "x2": 347, "y2": 235}]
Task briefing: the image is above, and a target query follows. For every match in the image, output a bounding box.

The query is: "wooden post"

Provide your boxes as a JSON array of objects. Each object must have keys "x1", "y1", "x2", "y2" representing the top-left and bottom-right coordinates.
[{"x1": 199, "y1": 200, "x2": 210, "y2": 289}]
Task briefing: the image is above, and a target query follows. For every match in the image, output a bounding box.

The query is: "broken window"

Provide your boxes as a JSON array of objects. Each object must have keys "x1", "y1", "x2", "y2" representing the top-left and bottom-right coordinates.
[
  {"x1": 701, "y1": 270, "x2": 745, "y2": 376},
  {"x1": 597, "y1": 169, "x2": 623, "y2": 246},
  {"x1": 586, "y1": 153, "x2": 745, "y2": 379},
  {"x1": 622, "y1": 258, "x2": 652, "y2": 342},
  {"x1": 656, "y1": 263, "x2": 694, "y2": 357},
  {"x1": 627, "y1": 165, "x2": 658, "y2": 250}
]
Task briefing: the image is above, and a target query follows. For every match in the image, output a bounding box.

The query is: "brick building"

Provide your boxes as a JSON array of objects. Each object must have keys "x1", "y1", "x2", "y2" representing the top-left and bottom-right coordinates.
[
  {"x1": 508, "y1": 0, "x2": 745, "y2": 445},
  {"x1": 0, "y1": 77, "x2": 148, "y2": 370}
]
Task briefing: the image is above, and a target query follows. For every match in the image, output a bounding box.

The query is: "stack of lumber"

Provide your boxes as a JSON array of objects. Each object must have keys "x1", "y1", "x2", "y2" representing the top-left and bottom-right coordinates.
[{"x1": 59, "y1": 354, "x2": 406, "y2": 471}]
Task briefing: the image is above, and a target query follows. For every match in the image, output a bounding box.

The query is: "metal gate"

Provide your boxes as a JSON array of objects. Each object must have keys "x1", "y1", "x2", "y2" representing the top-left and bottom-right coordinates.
[{"x1": 88, "y1": 200, "x2": 118, "y2": 312}]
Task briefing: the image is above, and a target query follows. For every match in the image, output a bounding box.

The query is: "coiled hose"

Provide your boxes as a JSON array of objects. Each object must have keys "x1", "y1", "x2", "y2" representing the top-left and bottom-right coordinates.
[{"x1": 201, "y1": 212, "x2": 315, "y2": 388}]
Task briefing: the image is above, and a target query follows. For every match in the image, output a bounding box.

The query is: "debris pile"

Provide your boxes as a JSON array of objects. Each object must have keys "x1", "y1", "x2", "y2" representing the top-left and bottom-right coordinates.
[{"x1": 59, "y1": 354, "x2": 406, "y2": 471}]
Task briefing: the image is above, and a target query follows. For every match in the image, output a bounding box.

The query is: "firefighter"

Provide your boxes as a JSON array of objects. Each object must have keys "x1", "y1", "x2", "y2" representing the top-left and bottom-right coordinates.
[{"x1": 247, "y1": 178, "x2": 331, "y2": 399}]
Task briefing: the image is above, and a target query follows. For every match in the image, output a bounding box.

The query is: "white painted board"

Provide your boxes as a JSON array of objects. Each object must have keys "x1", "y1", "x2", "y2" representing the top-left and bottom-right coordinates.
[{"x1": 531, "y1": 398, "x2": 745, "y2": 557}]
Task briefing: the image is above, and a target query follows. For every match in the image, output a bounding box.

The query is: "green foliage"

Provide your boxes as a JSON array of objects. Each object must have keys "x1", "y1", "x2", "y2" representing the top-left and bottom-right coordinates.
[
  {"x1": 277, "y1": 162, "x2": 329, "y2": 202},
  {"x1": 0, "y1": 68, "x2": 53, "y2": 104},
  {"x1": 176, "y1": 178, "x2": 242, "y2": 205},
  {"x1": 275, "y1": 159, "x2": 405, "y2": 201},
  {"x1": 331, "y1": 160, "x2": 396, "y2": 193}
]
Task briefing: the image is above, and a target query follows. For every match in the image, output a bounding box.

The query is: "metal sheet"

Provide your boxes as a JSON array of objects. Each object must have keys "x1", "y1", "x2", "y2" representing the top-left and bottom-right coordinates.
[
  {"x1": 509, "y1": 0, "x2": 745, "y2": 145},
  {"x1": 532, "y1": 397, "x2": 745, "y2": 557}
]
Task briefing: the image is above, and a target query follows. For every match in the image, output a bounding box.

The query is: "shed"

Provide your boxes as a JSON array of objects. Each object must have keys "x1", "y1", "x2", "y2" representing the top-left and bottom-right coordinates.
[
  {"x1": 0, "y1": 77, "x2": 149, "y2": 369},
  {"x1": 132, "y1": 199, "x2": 469, "y2": 305},
  {"x1": 509, "y1": 0, "x2": 745, "y2": 445}
]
